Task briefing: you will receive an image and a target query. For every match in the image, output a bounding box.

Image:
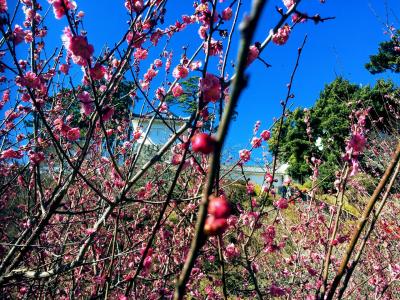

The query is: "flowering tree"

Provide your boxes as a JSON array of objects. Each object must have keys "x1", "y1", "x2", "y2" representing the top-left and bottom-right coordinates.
[{"x1": 0, "y1": 0, "x2": 399, "y2": 299}]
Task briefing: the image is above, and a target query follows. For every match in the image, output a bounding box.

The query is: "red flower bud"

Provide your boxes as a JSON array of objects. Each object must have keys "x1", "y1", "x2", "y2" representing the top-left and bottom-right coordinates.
[
  {"x1": 191, "y1": 133, "x2": 215, "y2": 154},
  {"x1": 204, "y1": 216, "x2": 228, "y2": 236},
  {"x1": 208, "y1": 195, "x2": 230, "y2": 218}
]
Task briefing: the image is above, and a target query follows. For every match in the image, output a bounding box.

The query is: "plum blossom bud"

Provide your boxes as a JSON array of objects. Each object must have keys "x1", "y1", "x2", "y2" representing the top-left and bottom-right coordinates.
[
  {"x1": 265, "y1": 173, "x2": 273, "y2": 183},
  {"x1": 159, "y1": 102, "x2": 168, "y2": 113},
  {"x1": 251, "y1": 137, "x2": 262, "y2": 148},
  {"x1": 247, "y1": 45, "x2": 259, "y2": 66},
  {"x1": 125, "y1": 0, "x2": 143, "y2": 13},
  {"x1": 221, "y1": 7, "x2": 232, "y2": 21},
  {"x1": 246, "y1": 182, "x2": 255, "y2": 195},
  {"x1": 283, "y1": 0, "x2": 296, "y2": 9},
  {"x1": 154, "y1": 59, "x2": 163, "y2": 67}
]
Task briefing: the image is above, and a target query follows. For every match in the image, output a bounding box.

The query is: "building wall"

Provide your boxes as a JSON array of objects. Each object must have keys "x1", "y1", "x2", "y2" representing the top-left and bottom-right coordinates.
[
  {"x1": 132, "y1": 118, "x2": 186, "y2": 146},
  {"x1": 224, "y1": 166, "x2": 290, "y2": 189}
]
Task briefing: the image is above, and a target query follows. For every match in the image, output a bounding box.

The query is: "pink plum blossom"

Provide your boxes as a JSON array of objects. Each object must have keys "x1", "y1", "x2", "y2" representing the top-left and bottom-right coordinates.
[
  {"x1": 172, "y1": 65, "x2": 189, "y2": 79},
  {"x1": 101, "y1": 105, "x2": 114, "y2": 122},
  {"x1": 260, "y1": 130, "x2": 271, "y2": 140},
  {"x1": 272, "y1": 25, "x2": 291, "y2": 45},
  {"x1": 28, "y1": 151, "x2": 45, "y2": 165},
  {"x1": 89, "y1": 63, "x2": 106, "y2": 80},
  {"x1": 125, "y1": 0, "x2": 143, "y2": 13},
  {"x1": 1, "y1": 149, "x2": 23, "y2": 160},
  {"x1": 63, "y1": 29, "x2": 94, "y2": 66},
  {"x1": 0, "y1": 0, "x2": 7, "y2": 13},
  {"x1": 239, "y1": 149, "x2": 251, "y2": 163},
  {"x1": 275, "y1": 197, "x2": 289, "y2": 209},
  {"x1": 59, "y1": 63, "x2": 69, "y2": 74},
  {"x1": 199, "y1": 73, "x2": 221, "y2": 102},
  {"x1": 172, "y1": 83, "x2": 184, "y2": 97},
  {"x1": 348, "y1": 133, "x2": 366, "y2": 154},
  {"x1": 13, "y1": 25, "x2": 25, "y2": 45},
  {"x1": 66, "y1": 127, "x2": 80, "y2": 141},
  {"x1": 203, "y1": 39, "x2": 223, "y2": 56},
  {"x1": 225, "y1": 243, "x2": 240, "y2": 260},
  {"x1": 48, "y1": 0, "x2": 76, "y2": 19},
  {"x1": 134, "y1": 48, "x2": 148, "y2": 60},
  {"x1": 78, "y1": 91, "x2": 94, "y2": 115}
]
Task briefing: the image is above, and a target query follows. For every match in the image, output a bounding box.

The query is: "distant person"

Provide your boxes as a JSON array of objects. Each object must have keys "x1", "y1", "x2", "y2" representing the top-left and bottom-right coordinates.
[{"x1": 281, "y1": 185, "x2": 287, "y2": 198}]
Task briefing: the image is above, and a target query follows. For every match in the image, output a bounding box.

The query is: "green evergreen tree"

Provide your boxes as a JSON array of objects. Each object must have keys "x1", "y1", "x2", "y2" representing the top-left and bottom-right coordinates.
[
  {"x1": 366, "y1": 29, "x2": 400, "y2": 74},
  {"x1": 268, "y1": 77, "x2": 399, "y2": 190}
]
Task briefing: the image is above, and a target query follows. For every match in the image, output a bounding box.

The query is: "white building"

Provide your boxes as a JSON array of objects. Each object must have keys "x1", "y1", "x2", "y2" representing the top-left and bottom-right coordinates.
[
  {"x1": 132, "y1": 113, "x2": 190, "y2": 147},
  {"x1": 223, "y1": 163, "x2": 291, "y2": 189},
  {"x1": 132, "y1": 114, "x2": 291, "y2": 190}
]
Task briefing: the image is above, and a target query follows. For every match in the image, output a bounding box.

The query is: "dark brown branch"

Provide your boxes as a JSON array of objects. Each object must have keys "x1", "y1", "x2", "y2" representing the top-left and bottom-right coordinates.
[{"x1": 173, "y1": 1, "x2": 268, "y2": 299}]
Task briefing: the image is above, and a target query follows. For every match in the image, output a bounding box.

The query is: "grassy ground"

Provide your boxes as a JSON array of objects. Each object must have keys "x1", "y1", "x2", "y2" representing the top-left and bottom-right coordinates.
[{"x1": 318, "y1": 194, "x2": 361, "y2": 218}]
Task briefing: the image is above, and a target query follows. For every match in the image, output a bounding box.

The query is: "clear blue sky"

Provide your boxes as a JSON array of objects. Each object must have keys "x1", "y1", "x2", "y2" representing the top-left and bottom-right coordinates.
[
  {"x1": 10, "y1": 0, "x2": 400, "y2": 162},
  {"x1": 229, "y1": 0, "x2": 400, "y2": 161}
]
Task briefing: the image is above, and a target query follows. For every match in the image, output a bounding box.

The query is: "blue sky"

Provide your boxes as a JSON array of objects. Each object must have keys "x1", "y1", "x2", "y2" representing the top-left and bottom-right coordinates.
[
  {"x1": 9, "y1": 0, "x2": 400, "y2": 162},
  {"x1": 231, "y1": 0, "x2": 400, "y2": 156}
]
